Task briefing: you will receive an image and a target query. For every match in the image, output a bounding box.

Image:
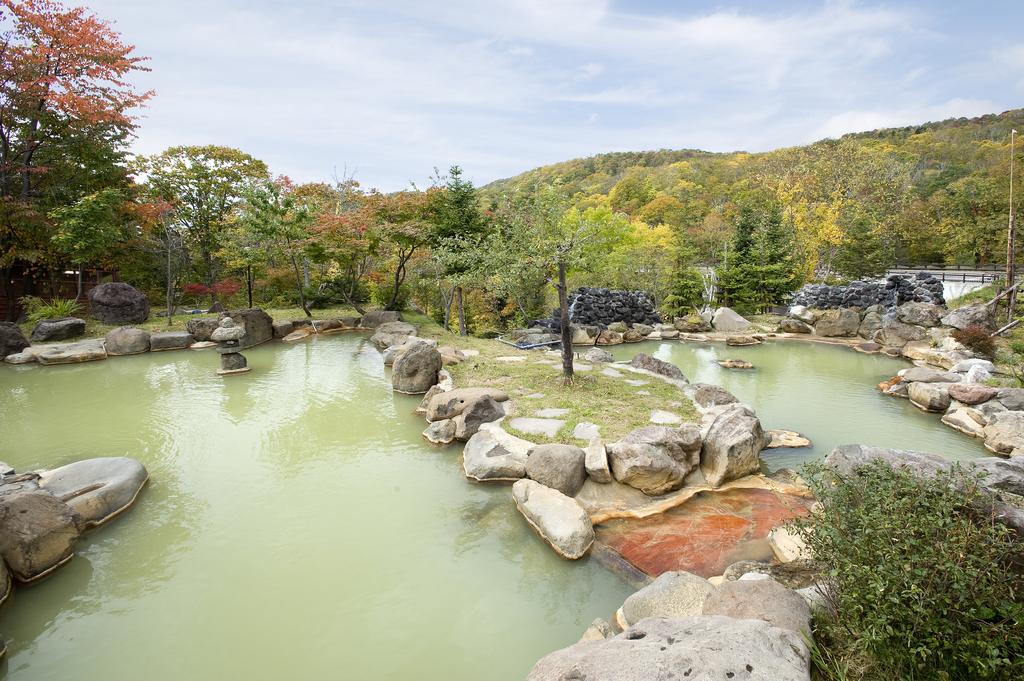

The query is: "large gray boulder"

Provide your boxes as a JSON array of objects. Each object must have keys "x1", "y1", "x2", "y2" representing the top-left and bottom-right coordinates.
[
  {"x1": 391, "y1": 343, "x2": 442, "y2": 394},
  {"x1": 381, "y1": 337, "x2": 434, "y2": 366},
  {"x1": 907, "y1": 382, "x2": 951, "y2": 412},
  {"x1": 526, "y1": 616, "x2": 810, "y2": 681},
  {"x1": 702, "y1": 577, "x2": 812, "y2": 636},
  {"x1": 37, "y1": 457, "x2": 148, "y2": 527},
  {"x1": 901, "y1": 367, "x2": 959, "y2": 383},
  {"x1": 973, "y1": 457, "x2": 1024, "y2": 497},
  {"x1": 185, "y1": 317, "x2": 219, "y2": 341},
  {"x1": 525, "y1": 444, "x2": 588, "y2": 496},
  {"x1": 858, "y1": 309, "x2": 883, "y2": 339},
  {"x1": 815, "y1": 308, "x2": 860, "y2": 337},
  {"x1": 778, "y1": 318, "x2": 812, "y2": 334},
  {"x1": 879, "y1": 313, "x2": 927, "y2": 347},
  {"x1": 606, "y1": 425, "x2": 702, "y2": 495},
  {"x1": 462, "y1": 422, "x2": 532, "y2": 481},
  {"x1": 996, "y1": 387, "x2": 1024, "y2": 411},
  {"x1": 941, "y1": 303, "x2": 995, "y2": 331},
  {"x1": 425, "y1": 387, "x2": 509, "y2": 421},
  {"x1": 104, "y1": 326, "x2": 150, "y2": 356},
  {"x1": 0, "y1": 479, "x2": 82, "y2": 582},
  {"x1": 35, "y1": 339, "x2": 107, "y2": 365},
  {"x1": 583, "y1": 347, "x2": 613, "y2": 363},
  {"x1": 947, "y1": 383, "x2": 997, "y2": 405},
  {"x1": 451, "y1": 396, "x2": 504, "y2": 441},
  {"x1": 360, "y1": 310, "x2": 402, "y2": 328},
  {"x1": 220, "y1": 308, "x2": 273, "y2": 348},
  {"x1": 711, "y1": 307, "x2": 751, "y2": 332},
  {"x1": 584, "y1": 437, "x2": 612, "y2": 483},
  {"x1": 982, "y1": 411, "x2": 1024, "y2": 455},
  {"x1": 370, "y1": 321, "x2": 417, "y2": 350},
  {"x1": 896, "y1": 301, "x2": 944, "y2": 327},
  {"x1": 512, "y1": 479, "x2": 594, "y2": 559},
  {"x1": 619, "y1": 571, "x2": 714, "y2": 627},
  {"x1": 628, "y1": 353, "x2": 687, "y2": 381},
  {"x1": 700, "y1": 404, "x2": 766, "y2": 487},
  {"x1": 149, "y1": 331, "x2": 194, "y2": 351},
  {"x1": 788, "y1": 305, "x2": 817, "y2": 324},
  {"x1": 690, "y1": 383, "x2": 739, "y2": 407},
  {"x1": 0, "y1": 557, "x2": 10, "y2": 607},
  {"x1": 30, "y1": 317, "x2": 86, "y2": 342},
  {"x1": 0, "y1": 322, "x2": 30, "y2": 358},
  {"x1": 87, "y1": 282, "x2": 149, "y2": 324}
]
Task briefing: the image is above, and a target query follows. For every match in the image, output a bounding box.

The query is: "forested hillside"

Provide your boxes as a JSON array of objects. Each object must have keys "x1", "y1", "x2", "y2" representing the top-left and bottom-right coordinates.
[{"x1": 482, "y1": 109, "x2": 1024, "y2": 279}]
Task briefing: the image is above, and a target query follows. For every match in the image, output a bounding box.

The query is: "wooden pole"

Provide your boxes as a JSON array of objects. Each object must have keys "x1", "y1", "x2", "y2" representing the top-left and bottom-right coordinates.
[{"x1": 1008, "y1": 129, "x2": 1018, "y2": 323}]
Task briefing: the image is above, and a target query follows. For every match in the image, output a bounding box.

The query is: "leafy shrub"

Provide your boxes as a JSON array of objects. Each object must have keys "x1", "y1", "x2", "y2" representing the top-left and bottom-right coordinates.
[
  {"x1": 794, "y1": 461, "x2": 1024, "y2": 680},
  {"x1": 952, "y1": 324, "x2": 996, "y2": 357},
  {"x1": 19, "y1": 296, "x2": 83, "y2": 323},
  {"x1": 211, "y1": 278, "x2": 241, "y2": 298}
]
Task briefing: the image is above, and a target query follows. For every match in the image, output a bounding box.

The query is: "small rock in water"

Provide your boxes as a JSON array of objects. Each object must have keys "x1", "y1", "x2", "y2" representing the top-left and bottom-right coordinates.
[
  {"x1": 765, "y1": 430, "x2": 812, "y2": 449},
  {"x1": 718, "y1": 359, "x2": 754, "y2": 369}
]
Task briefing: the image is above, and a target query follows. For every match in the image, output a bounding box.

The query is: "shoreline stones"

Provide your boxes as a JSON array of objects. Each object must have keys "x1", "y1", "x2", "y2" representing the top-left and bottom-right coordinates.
[
  {"x1": 700, "y1": 404, "x2": 766, "y2": 487},
  {"x1": 0, "y1": 322, "x2": 30, "y2": 358},
  {"x1": 391, "y1": 342, "x2": 442, "y2": 394},
  {"x1": 512, "y1": 479, "x2": 595, "y2": 560},
  {"x1": 30, "y1": 317, "x2": 86, "y2": 342},
  {"x1": 104, "y1": 326, "x2": 151, "y2": 356},
  {"x1": 462, "y1": 422, "x2": 533, "y2": 481},
  {"x1": 525, "y1": 444, "x2": 587, "y2": 496},
  {"x1": 606, "y1": 425, "x2": 702, "y2": 495}
]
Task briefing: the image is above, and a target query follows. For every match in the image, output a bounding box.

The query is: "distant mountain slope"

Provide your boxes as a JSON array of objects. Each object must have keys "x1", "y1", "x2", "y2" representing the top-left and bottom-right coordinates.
[{"x1": 480, "y1": 108, "x2": 1024, "y2": 269}]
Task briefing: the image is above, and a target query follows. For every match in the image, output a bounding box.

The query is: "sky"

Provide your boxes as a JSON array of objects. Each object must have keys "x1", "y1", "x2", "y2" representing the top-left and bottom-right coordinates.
[{"x1": 83, "y1": 0, "x2": 1024, "y2": 191}]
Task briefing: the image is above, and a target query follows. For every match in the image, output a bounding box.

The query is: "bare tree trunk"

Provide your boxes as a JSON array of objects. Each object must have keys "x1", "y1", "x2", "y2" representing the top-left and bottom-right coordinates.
[
  {"x1": 290, "y1": 253, "x2": 311, "y2": 317},
  {"x1": 557, "y1": 261, "x2": 574, "y2": 381},
  {"x1": 246, "y1": 264, "x2": 253, "y2": 308},
  {"x1": 166, "y1": 237, "x2": 174, "y2": 327},
  {"x1": 440, "y1": 285, "x2": 454, "y2": 331},
  {"x1": 456, "y1": 286, "x2": 467, "y2": 336},
  {"x1": 76, "y1": 266, "x2": 83, "y2": 300}
]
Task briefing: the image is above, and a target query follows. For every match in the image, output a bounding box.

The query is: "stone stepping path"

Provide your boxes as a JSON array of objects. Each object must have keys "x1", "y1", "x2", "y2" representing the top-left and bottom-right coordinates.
[
  {"x1": 601, "y1": 367, "x2": 623, "y2": 378},
  {"x1": 495, "y1": 356, "x2": 527, "y2": 363},
  {"x1": 523, "y1": 393, "x2": 546, "y2": 399},
  {"x1": 623, "y1": 379, "x2": 648, "y2": 387},
  {"x1": 573, "y1": 422, "x2": 600, "y2": 440},
  {"x1": 650, "y1": 410, "x2": 683, "y2": 425},
  {"x1": 508, "y1": 417, "x2": 566, "y2": 438},
  {"x1": 535, "y1": 408, "x2": 570, "y2": 418}
]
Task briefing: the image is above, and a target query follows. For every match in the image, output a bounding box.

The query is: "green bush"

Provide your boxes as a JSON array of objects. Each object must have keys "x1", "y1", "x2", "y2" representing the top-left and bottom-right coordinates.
[
  {"x1": 794, "y1": 461, "x2": 1024, "y2": 681},
  {"x1": 952, "y1": 324, "x2": 997, "y2": 358},
  {"x1": 19, "y1": 296, "x2": 83, "y2": 323}
]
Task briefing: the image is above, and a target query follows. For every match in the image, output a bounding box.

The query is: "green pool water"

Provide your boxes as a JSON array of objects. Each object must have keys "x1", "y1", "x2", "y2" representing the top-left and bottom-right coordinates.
[
  {"x1": 609, "y1": 339, "x2": 988, "y2": 470},
  {"x1": 0, "y1": 335, "x2": 633, "y2": 681}
]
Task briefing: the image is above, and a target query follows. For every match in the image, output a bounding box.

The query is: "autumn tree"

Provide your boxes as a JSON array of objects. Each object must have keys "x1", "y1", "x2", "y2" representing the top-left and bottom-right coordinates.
[
  {"x1": 49, "y1": 188, "x2": 131, "y2": 298},
  {"x1": 134, "y1": 145, "x2": 268, "y2": 305},
  {"x1": 235, "y1": 177, "x2": 314, "y2": 316},
  {"x1": 371, "y1": 189, "x2": 433, "y2": 311},
  {"x1": 0, "y1": 0, "x2": 151, "y2": 317},
  {"x1": 487, "y1": 186, "x2": 629, "y2": 380}
]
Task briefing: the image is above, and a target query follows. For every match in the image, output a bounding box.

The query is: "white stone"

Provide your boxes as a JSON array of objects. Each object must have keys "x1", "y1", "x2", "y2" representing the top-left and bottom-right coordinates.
[
  {"x1": 508, "y1": 417, "x2": 566, "y2": 438},
  {"x1": 649, "y1": 410, "x2": 683, "y2": 425}
]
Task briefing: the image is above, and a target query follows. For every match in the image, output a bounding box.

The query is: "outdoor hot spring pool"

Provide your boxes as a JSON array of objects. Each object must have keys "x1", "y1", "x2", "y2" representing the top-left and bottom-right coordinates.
[{"x1": 0, "y1": 334, "x2": 987, "y2": 680}]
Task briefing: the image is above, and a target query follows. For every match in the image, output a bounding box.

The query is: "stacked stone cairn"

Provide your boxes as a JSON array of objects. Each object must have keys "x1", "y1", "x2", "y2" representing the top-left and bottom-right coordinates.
[{"x1": 211, "y1": 317, "x2": 249, "y2": 375}]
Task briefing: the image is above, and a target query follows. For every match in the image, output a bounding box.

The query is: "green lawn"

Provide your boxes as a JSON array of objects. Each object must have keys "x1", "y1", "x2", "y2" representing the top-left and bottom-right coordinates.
[{"x1": 412, "y1": 314, "x2": 698, "y2": 444}]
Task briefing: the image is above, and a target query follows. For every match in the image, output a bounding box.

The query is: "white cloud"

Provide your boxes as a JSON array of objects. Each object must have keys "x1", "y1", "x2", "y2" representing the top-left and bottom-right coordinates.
[
  {"x1": 82, "y1": 0, "x2": 1021, "y2": 189},
  {"x1": 814, "y1": 98, "x2": 999, "y2": 140}
]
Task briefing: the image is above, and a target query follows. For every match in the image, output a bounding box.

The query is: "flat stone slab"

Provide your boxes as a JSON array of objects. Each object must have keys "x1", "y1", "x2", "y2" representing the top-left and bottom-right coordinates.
[
  {"x1": 596, "y1": 487, "x2": 815, "y2": 578},
  {"x1": 650, "y1": 410, "x2": 682, "y2": 425},
  {"x1": 623, "y1": 379, "x2": 648, "y2": 387},
  {"x1": 34, "y1": 339, "x2": 107, "y2": 365},
  {"x1": 601, "y1": 367, "x2": 623, "y2": 378},
  {"x1": 508, "y1": 417, "x2": 566, "y2": 438},
  {"x1": 573, "y1": 422, "x2": 601, "y2": 440},
  {"x1": 37, "y1": 457, "x2": 148, "y2": 527},
  {"x1": 189, "y1": 340, "x2": 217, "y2": 349},
  {"x1": 524, "y1": 393, "x2": 546, "y2": 399},
  {"x1": 535, "y1": 408, "x2": 570, "y2": 418},
  {"x1": 495, "y1": 356, "x2": 527, "y2": 363}
]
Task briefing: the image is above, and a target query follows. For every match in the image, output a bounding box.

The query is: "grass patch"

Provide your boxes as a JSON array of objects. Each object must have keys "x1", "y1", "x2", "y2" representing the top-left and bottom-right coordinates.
[{"x1": 411, "y1": 314, "x2": 698, "y2": 443}]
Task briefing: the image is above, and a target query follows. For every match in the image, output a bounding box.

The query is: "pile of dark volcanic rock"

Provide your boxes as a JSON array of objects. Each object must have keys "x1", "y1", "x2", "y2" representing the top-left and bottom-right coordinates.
[
  {"x1": 791, "y1": 273, "x2": 944, "y2": 311},
  {"x1": 534, "y1": 288, "x2": 660, "y2": 331}
]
